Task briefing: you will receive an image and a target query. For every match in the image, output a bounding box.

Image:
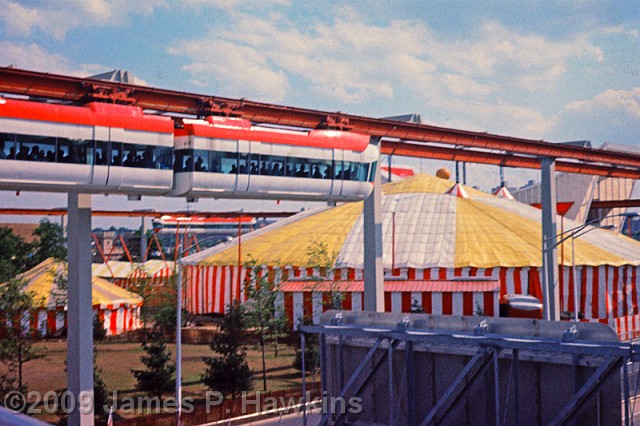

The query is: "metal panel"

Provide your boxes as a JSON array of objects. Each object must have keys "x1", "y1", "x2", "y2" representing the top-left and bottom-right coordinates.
[{"x1": 301, "y1": 311, "x2": 635, "y2": 426}]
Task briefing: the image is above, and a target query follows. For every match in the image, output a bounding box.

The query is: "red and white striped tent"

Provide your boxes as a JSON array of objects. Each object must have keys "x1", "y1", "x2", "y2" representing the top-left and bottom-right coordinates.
[
  {"x1": 92, "y1": 260, "x2": 175, "y2": 289},
  {"x1": 9, "y1": 258, "x2": 143, "y2": 336},
  {"x1": 278, "y1": 280, "x2": 499, "y2": 329},
  {"x1": 180, "y1": 174, "x2": 640, "y2": 339}
]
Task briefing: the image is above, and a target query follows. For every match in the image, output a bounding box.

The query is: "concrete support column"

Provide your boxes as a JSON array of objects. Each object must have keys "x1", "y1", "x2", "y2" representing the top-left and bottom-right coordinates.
[
  {"x1": 541, "y1": 158, "x2": 560, "y2": 321},
  {"x1": 363, "y1": 150, "x2": 384, "y2": 312},
  {"x1": 67, "y1": 193, "x2": 94, "y2": 426}
]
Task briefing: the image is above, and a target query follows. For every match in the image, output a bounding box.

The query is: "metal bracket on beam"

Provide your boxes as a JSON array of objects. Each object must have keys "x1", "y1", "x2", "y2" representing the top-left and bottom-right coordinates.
[
  {"x1": 197, "y1": 98, "x2": 242, "y2": 118},
  {"x1": 331, "y1": 312, "x2": 344, "y2": 326},
  {"x1": 323, "y1": 114, "x2": 352, "y2": 131},
  {"x1": 397, "y1": 316, "x2": 410, "y2": 330},
  {"x1": 562, "y1": 325, "x2": 579, "y2": 342},
  {"x1": 82, "y1": 82, "x2": 135, "y2": 104},
  {"x1": 474, "y1": 320, "x2": 489, "y2": 336}
]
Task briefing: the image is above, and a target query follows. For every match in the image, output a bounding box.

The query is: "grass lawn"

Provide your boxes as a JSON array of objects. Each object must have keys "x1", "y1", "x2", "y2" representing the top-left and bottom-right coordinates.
[
  {"x1": 2, "y1": 337, "x2": 317, "y2": 423},
  {"x1": 13, "y1": 339, "x2": 306, "y2": 398}
]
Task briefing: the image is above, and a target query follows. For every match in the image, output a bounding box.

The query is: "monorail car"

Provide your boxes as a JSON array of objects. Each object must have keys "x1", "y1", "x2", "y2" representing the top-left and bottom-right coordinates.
[
  {"x1": 0, "y1": 97, "x2": 174, "y2": 195},
  {"x1": 0, "y1": 97, "x2": 379, "y2": 201},
  {"x1": 172, "y1": 116, "x2": 378, "y2": 201},
  {"x1": 152, "y1": 214, "x2": 258, "y2": 234}
]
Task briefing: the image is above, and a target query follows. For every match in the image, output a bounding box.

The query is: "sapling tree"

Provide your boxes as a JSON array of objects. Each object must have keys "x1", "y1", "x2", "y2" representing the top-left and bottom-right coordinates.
[
  {"x1": 202, "y1": 301, "x2": 253, "y2": 401},
  {"x1": 244, "y1": 261, "x2": 288, "y2": 391},
  {"x1": 0, "y1": 277, "x2": 45, "y2": 396},
  {"x1": 131, "y1": 329, "x2": 175, "y2": 400}
]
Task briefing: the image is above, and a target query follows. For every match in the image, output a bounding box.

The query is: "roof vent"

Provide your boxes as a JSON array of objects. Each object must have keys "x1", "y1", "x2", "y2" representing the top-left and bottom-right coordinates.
[{"x1": 445, "y1": 183, "x2": 469, "y2": 198}]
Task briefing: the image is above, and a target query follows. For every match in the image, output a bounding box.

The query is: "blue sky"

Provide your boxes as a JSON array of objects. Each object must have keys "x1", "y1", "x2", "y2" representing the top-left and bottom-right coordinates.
[{"x1": 1, "y1": 0, "x2": 639, "y2": 226}]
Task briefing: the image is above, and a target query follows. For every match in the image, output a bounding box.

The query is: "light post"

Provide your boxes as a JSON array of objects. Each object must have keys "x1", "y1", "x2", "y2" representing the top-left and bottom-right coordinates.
[{"x1": 543, "y1": 213, "x2": 631, "y2": 322}]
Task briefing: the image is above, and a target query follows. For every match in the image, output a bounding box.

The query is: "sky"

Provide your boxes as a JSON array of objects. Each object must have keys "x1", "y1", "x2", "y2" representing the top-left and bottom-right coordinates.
[{"x1": 0, "y1": 0, "x2": 638, "y2": 227}]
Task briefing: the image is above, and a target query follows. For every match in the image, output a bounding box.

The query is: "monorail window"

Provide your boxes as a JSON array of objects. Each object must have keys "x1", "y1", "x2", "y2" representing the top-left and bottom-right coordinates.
[
  {"x1": 339, "y1": 161, "x2": 368, "y2": 182},
  {"x1": 257, "y1": 154, "x2": 285, "y2": 176},
  {"x1": 95, "y1": 141, "x2": 108, "y2": 165},
  {"x1": 110, "y1": 142, "x2": 123, "y2": 166},
  {"x1": 368, "y1": 161, "x2": 377, "y2": 182},
  {"x1": 193, "y1": 150, "x2": 208, "y2": 172},
  {"x1": 0, "y1": 134, "x2": 13, "y2": 159},
  {"x1": 156, "y1": 147, "x2": 173, "y2": 170},
  {"x1": 292, "y1": 160, "x2": 310, "y2": 177},
  {"x1": 56, "y1": 138, "x2": 91, "y2": 164},
  {"x1": 351, "y1": 162, "x2": 369, "y2": 182},
  {"x1": 15, "y1": 134, "x2": 57, "y2": 162},
  {"x1": 211, "y1": 151, "x2": 237, "y2": 173},
  {"x1": 310, "y1": 159, "x2": 332, "y2": 179},
  {"x1": 238, "y1": 153, "x2": 249, "y2": 174},
  {"x1": 174, "y1": 149, "x2": 193, "y2": 172}
]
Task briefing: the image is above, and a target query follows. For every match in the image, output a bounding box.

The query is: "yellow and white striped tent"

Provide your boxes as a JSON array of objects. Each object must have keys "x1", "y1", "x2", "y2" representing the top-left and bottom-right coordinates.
[
  {"x1": 13, "y1": 258, "x2": 143, "y2": 336},
  {"x1": 182, "y1": 174, "x2": 640, "y2": 339},
  {"x1": 92, "y1": 259, "x2": 175, "y2": 289}
]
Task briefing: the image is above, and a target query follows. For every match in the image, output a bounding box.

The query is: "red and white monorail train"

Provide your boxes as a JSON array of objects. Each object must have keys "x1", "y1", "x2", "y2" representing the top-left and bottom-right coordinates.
[
  {"x1": 172, "y1": 116, "x2": 378, "y2": 201},
  {"x1": 0, "y1": 97, "x2": 378, "y2": 201},
  {"x1": 0, "y1": 97, "x2": 174, "y2": 194},
  {"x1": 152, "y1": 214, "x2": 258, "y2": 234}
]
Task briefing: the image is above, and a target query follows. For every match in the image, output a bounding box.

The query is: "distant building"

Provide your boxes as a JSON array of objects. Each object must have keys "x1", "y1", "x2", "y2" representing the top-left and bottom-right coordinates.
[
  {"x1": 512, "y1": 141, "x2": 640, "y2": 234},
  {"x1": 0, "y1": 223, "x2": 38, "y2": 243}
]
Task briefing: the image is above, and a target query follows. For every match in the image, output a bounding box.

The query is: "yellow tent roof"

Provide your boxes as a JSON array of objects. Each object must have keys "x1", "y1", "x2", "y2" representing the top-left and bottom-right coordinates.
[
  {"x1": 182, "y1": 174, "x2": 640, "y2": 269},
  {"x1": 15, "y1": 258, "x2": 143, "y2": 309}
]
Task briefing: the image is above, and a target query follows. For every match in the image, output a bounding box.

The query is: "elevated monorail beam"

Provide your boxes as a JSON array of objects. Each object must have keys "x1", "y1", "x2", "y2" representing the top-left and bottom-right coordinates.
[
  {"x1": 0, "y1": 208, "x2": 298, "y2": 218},
  {"x1": 590, "y1": 199, "x2": 640, "y2": 209},
  {"x1": 381, "y1": 141, "x2": 640, "y2": 179},
  {"x1": 2, "y1": 67, "x2": 640, "y2": 169}
]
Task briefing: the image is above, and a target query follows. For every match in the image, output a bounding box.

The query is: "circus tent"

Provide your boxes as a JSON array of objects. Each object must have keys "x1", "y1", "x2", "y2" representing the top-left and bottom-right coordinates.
[
  {"x1": 92, "y1": 259, "x2": 175, "y2": 289},
  {"x1": 12, "y1": 258, "x2": 143, "y2": 336},
  {"x1": 181, "y1": 174, "x2": 640, "y2": 339}
]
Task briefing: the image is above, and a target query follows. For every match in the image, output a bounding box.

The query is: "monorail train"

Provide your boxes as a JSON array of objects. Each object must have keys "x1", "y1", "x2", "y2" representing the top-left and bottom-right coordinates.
[
  {"x1": 0, "y1": 97, "x2": 378, "y2": 201},
  {"x1": 0, "y1": 97, "x2": 174, "y2": 195},
  {"x1": 152, "y1": 214, "x2": 260, "y2": 234}
]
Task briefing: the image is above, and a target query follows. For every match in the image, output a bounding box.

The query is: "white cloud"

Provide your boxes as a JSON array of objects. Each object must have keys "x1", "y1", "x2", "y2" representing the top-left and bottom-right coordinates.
[
  {"x1": 169, "y1": 39, "x2": 289, "y2": 101},
  {"x1": 0, "y1": 0, "x2": 166, "y2": 40},
  {"x1": 566, "y1": 88, "x2": 640, "y2": 119},
  {"x1": 0, "y1": 41, "x2": 92, "y2": 76},
  {"x1": 0, "y1": 41, "x2": 148, "y2": 85},
  {"x1": 601, "y1": 25, "x2": 639, "y2": 38},
  {"x1": 168, "y1": 8, "x2": 605, "y2": 121}
]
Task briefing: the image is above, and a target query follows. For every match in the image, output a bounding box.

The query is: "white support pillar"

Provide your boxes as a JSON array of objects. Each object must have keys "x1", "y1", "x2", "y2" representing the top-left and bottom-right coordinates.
[
  {"x1": 67, "y1": 193, "x2": 94, "y2": 426},
  {"x1": 363, "y1": 149, "x2": 384, "y2": 312},
  {"x1": 541, "y1": 158, "x2": 560, "y2": 321}
]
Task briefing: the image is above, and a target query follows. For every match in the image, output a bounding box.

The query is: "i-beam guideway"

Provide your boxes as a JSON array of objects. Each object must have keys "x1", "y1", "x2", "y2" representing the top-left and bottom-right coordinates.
[
  {"x1": 1, "y1": 67, "x2": 640, "y2": 425},
  {"x1": 301, "y1": 311, "x2": 640, "y2": 426}
]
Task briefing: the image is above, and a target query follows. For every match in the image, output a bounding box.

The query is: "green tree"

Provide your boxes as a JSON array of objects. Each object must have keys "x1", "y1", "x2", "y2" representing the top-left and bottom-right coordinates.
[
  {"x1": 0, "y1": 227, "x2": 31, "y2": 282},
  {"x1": 292, "y1": 316, "x2": 319, "y2": 373},
  {"x1": 30, "y1": 219, "x2": 66, "y2": 266},
  {"x1": 0, "y1": 277, "x2": 45, "y2": 396},
  {"x1": 56, "y1": 346, "x2": 111, "y2": 424},
  {"x1": 244, "y1": 262, "x2": 288, "y2": 391},
  {"x1": 202, "y1": 301, "x2": 253, "y2": 400},
  {"x1": 93, "y1": 314, "x2": 107, "y2": 341},
  {"x1": 307, "y1": 241, "x2": 344, "y2": 309},
  {"x1": 131, "y1": 329, "x2": 175, "y2": 400},
  {"x1": 127, "y1": 265, "x2": 155, "y2": 337},
  {"x1": 93, "y1": 347, "x2": 110, "y2": 423}
]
